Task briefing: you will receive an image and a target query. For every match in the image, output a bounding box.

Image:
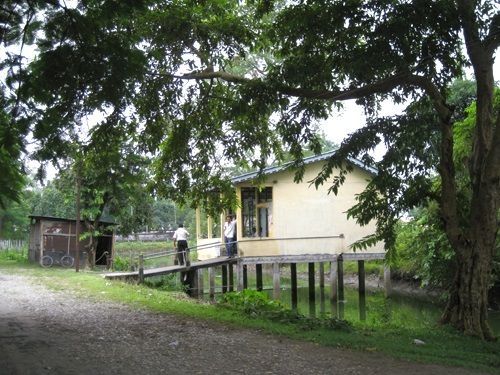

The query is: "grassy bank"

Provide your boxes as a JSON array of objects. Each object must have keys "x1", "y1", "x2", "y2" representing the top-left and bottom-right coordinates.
[{"x1": 0, "y1": 258, "x2": 498, "y2": 373}]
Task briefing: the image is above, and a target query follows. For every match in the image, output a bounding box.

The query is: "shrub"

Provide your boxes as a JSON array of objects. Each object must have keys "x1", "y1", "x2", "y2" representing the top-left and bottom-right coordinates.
[
  {"x1": 112, "y1": 256, "x2": 132, "y2": 271},
  {"x1": 0, "y1": 249, "x2": 28, "y2": 263},
  {"x1": 219, "y1": 290, "x2": 352, "y2": 331}
]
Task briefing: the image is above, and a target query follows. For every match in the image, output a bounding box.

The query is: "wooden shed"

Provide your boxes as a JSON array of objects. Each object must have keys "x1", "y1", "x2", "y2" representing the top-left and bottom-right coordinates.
[
  {"x1": 28, "y1": 215, "x2": 115, "y2": 267},
  {"x1": 196, "y1": 150, "x2": 384, "y2": 260}
]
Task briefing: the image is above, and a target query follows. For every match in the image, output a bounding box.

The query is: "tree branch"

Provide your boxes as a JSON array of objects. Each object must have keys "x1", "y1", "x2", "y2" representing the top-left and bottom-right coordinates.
[
  {"x1": 174, "y1": 69, "x2": 444, "y2": 103},
  {"x1": 485, "y1": 11, "x2": 500, "y2": 53}
]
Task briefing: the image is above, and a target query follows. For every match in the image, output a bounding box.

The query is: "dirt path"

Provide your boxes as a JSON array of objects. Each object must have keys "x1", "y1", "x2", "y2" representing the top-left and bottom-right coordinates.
[{"x1": 0, "y1": 271, "x2": 485, "y2": 375}]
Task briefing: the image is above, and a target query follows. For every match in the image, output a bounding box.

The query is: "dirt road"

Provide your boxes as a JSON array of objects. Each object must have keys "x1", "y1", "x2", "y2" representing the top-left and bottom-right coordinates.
[{"x1": 0, "y1": 271, "x2": 485, "y2": 375}]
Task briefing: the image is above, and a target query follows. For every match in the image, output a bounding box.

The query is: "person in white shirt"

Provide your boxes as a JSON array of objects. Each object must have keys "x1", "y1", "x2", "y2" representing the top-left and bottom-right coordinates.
[
  {"x1": 172, "y1": 224, "x2": 190, "y2": 266},
  {"x1": 223, "y1": 215, "x2": 237, "y2": 257}
]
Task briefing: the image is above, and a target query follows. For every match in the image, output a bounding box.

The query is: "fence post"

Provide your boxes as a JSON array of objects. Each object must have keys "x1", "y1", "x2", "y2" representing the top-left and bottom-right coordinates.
[{"x1": 138, "y1": 254, "x2": 144, "y2": 284}]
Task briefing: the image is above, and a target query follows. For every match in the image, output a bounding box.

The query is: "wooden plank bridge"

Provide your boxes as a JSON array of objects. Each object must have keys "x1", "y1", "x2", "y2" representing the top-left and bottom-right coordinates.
[{"x1": 104, "y1": 256, "x2": 237, "y2": 280}]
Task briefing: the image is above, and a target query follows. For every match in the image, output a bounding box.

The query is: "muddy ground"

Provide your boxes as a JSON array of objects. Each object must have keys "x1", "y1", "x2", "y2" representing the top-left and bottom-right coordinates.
[{"x1": 0, "y1": 270, "x2": 486, "y2": 375}]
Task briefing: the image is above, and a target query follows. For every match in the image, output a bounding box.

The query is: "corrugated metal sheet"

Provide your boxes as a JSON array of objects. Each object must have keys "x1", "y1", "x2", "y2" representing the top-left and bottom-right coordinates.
[{"x1": 231, "y1": 150, "x2": 377, "y2": 184}]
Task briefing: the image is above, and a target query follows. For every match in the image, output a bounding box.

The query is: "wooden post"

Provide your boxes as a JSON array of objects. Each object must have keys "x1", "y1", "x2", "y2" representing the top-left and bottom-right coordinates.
[
  {"x1": 319, "y1": 262, "x2": 325, "y2": 288},
  {"x1": 75, "y1": 161, "x2": 81, "y2": 272},
  {"x1": 222, "y1": 265, "x2": 228, "y2": 293},
  {"x1": 185, "y1": 247, "x2": 191, "y2": 267},
  {"x1": 330, "y1": 260, "x2": 338, "y2": 317},
  {"x1": 138, "y1": 254, "x2": 144, "y2": 284},
  {"x1": 358, "y1": 260, "x2": 366, "y2": 321},
  {"x1": 256, "y1": 264, "x2": 263, "y2": 292},
  {"x1": 191, "y1": 269, "x2": 199, "y2": 298},
  {"x1": 184, "y1": 269, "x2": 196, "y2": 296},
  {"x1": 243, "y1": 265, "x2": 248, "y2": 289},
  {"x1": 308, "y1": 262, "x2": 316, "y2": 316},
  {"x1": 337, "y1": 256, "x2": 344, "y2": 319},
  {"x1": 290, "y1": 263, "x2": 298, "y2": 310},
  {"x1": 319, "y1": 262, "x2": 325, "y2": 316},
  {"x1": 197, "y1": 268, "x2": 204, "y2": 298},
  {"x1": 237, "y1": 262, "x2": 244, "y2": 291},
  {"x1": 273, "y1": 262, "x2": 280, "y2": 300},
  {"x1": 384, "y1": 265, "x2": 392, "y2": 297},
  {"x1": 209, "y1": 267, "x2": 215, "y2": 301},
  {"x1": 228, "y1": 263, "x2": 234, "y2": 292}
]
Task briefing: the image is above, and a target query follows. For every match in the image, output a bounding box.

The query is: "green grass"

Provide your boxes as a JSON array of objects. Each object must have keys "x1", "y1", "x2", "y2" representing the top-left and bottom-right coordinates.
[
  {"x1": 1, "y1": 260, "x2": 499, "y2": 374},
  {"x1": 114, "y1": 240, "x2": 172, "y2": 255}
]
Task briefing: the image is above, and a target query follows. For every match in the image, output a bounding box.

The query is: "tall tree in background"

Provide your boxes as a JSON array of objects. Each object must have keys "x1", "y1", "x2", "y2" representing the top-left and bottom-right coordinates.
[{"x1": 3, "y1": 1, "x2": 499, "y2": 339}]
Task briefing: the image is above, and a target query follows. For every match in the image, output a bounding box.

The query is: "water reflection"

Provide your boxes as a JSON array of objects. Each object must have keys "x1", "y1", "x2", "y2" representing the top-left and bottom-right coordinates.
[{"x1": 264, "y1": 286, "x2": 500, "y2": 334}]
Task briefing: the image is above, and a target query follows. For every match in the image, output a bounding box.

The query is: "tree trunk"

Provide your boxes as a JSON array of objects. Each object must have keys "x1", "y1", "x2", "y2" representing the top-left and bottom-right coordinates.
[{"x1": 441, "y1": 235, "x2": 496, "y2": 341}]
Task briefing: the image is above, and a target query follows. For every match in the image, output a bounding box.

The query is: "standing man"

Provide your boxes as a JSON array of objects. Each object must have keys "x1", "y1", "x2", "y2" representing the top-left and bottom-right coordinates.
[
  {"x1": 223, "y1": 215, "x2": 237, "y2": 257},
  {"x1": 173, "y1": 223, "x2": 190, "y2": 266}
]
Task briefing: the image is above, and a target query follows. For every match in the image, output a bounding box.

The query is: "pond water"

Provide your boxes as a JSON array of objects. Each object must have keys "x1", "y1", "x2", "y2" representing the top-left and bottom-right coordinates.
[{"x1": 263, "y1": 286, "x2": 500, "y2": 334}]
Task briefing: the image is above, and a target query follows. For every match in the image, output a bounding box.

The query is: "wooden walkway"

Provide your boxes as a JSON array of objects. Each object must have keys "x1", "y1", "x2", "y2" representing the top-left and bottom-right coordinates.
[{"x1": 103, "y1": 256, "x2": 237, "y2": 280}]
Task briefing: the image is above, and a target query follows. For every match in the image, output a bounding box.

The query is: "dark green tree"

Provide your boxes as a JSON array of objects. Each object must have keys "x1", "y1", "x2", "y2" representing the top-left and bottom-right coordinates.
[{"x1": 5, "y1": 1, "x2": 500, "y2": 339}]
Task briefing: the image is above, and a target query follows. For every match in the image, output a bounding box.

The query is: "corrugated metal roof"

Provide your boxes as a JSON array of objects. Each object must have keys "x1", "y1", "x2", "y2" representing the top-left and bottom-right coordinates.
[
  {"x1": 231, "y1": 150, "x2": 377, "y2": 184},
  {"x1": 28, "y1": 215, "x2": 116, "y2": 225}
]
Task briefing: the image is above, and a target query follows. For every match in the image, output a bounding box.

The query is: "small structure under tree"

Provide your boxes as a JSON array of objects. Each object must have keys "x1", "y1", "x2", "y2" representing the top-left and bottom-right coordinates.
[{"x1": 28, "y1": 215, "x2": 115, "y2": 267}]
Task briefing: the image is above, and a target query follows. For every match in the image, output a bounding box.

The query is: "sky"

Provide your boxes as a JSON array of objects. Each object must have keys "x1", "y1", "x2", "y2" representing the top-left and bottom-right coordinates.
[{"x1": 321, "y1": 60, "x2": 500, "y2": 151}]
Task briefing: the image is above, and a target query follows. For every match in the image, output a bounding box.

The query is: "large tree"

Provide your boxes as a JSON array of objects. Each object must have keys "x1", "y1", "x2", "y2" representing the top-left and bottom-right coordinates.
[{"x1": 5, "y1": 1, "x2": 500, "y2": 339}]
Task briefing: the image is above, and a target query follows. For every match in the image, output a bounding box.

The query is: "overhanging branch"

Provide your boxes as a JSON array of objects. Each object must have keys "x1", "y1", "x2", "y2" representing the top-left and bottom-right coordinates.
[{"x1": 172, "y1": 69, "x2": 449, "y2": 110}]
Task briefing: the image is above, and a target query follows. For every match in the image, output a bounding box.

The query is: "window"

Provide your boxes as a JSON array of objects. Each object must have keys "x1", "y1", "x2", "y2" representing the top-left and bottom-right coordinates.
[{"x1": 241, "y1": 187, "x2": 272, "y2": 238}]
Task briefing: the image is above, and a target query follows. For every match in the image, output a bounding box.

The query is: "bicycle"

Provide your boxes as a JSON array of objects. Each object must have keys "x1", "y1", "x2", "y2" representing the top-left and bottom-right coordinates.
[{"x1": 41, "y1": 251, "x2": 74, "y2": 268}]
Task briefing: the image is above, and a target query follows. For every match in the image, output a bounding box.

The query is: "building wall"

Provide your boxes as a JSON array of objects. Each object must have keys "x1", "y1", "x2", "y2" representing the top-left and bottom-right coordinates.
[{"x1": 235, "y1": 162, "x2": 384, "y2": 257}]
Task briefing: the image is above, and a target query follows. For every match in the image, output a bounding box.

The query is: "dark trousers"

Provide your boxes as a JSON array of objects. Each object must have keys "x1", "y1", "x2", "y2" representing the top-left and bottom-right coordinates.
[{"x1": 176, "y1": 240, "x2": 189, "y2": 265}]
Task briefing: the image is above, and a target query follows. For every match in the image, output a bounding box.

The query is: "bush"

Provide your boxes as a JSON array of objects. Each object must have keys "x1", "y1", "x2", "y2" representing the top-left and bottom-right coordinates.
[
  {"x1": 144, "y1": 274, "x2": 180, "y2": 291},
  {"x1": 219, "y1": 290, "x2": 352, "y2": 331},
  {"x1": 0, "y1": 249, "x2": 28, "y2": 263},
  {"x1": 112, "y1": 256, "x2": 132, "y2": 271},
  {"x1": 393, "y1": 204, "x2": 456, "y2": 288}
]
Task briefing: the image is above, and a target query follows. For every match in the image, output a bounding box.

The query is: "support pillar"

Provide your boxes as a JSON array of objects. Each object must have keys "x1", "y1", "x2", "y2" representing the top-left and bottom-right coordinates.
[
  {"x1": 273, "y1": 262, "x2": 280, "y2": 300},
  {"x1": 243, "y1": 265, "x2": 248, "y2": 289},
  {"x1": 330, "y1": 260, "x2": 338, "y2": 317},
  {"x1": 222, "y1": 265, "x2": 228, "y2": 293},
  {"x1": 384, "y1": 265, "x2": 392, "y2": 297},
  {"x1": 209, "y1": 267, "x2": 215, "y2": 301},
  {"x1": 308, "y1": 262, "x2": 316, "y2": 316},
  {"x1": 358, "y1": 260, "x2": 366, "y2": 321},
  {"x1": 319, "y1": 262, "x2": 325, "y2": 316},
  {"x1": 291, "y1": 263, "x2": 298, "y2": 310},
  {"x1": 237, "y1": 262, "x2": 244, "y2": 291},
  {"x1": 228, "y1": 263, "x2": 234, "y2": 292},
  {"x1": 138, "y1": 254, "x2": 144, "y2": 284},
  {"x1": 256, "y1": 264, "x2": 263, "y2": 291},
  {"x1": 337, "y1": 256, "x2": 344, "y2": 319}
]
